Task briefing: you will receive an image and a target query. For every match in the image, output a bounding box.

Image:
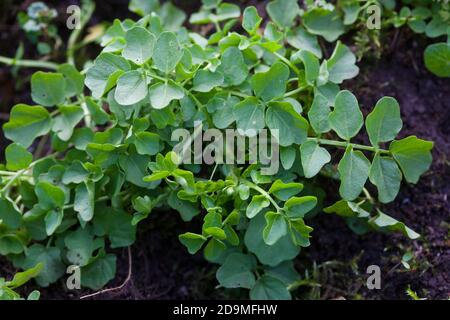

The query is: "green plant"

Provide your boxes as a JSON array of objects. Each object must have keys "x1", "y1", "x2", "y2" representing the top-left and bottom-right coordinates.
[
  {"x1": 0, "y1": 263, "x2": 42, "y2": 300},
  {"x1": 17, "y1": 2, "x2": 60, "y2": 56},
  {"x1": 0, "y1": 0, "x2": 433, "y2": 300},
  {"x1": 393, "y1": 0, "x2": 450, "y2": 77}
]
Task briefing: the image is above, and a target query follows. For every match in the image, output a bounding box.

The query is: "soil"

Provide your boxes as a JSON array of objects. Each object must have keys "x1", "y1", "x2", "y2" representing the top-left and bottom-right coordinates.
[{"x1": 0, "y1": 1, "x2": 448, "y2": 300}]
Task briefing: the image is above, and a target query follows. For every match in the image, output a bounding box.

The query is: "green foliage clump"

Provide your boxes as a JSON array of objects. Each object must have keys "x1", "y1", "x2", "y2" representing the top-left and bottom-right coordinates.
[{"x1": 0, "y1": 0, "x2": 434, "y2": 299}]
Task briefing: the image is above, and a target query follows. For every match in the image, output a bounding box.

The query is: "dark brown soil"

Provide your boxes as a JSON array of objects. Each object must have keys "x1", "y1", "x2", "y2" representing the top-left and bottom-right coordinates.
[{"x1": 0, "y1": 1, "x2": 448, "y2": 300}]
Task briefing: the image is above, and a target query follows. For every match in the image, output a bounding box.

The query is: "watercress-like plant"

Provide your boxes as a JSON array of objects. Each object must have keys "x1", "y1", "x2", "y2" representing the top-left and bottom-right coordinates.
[{"x1": 0, "y1": 0, "x2": 433, "y2": 299}]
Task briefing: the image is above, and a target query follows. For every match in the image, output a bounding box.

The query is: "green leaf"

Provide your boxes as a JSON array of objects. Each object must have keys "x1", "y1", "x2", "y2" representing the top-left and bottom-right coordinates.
[
  {"x1": 44, "y1": 209, "x2": 63, "y2": 236},
  {"x1": 324, "y1": 200, "x2": 370, "y2": 218},
  {"x1": 300, "y1": 140, "x2": 331, "y2": 178},
  {"x1": 315, "y1": 83, "x2": 340, "y2": 105},
  {"x1": 250, "y1": 275, "x2": 291, "y2": 300},
  {"x1": 280, "y1": 146, "x2": 296, "y2": 170},
  {"x1": 268, "y1": 179, "x2": 303, "y2": 201},
  {"x1": 233, "y1": 97, "x2": 265, "y2": 136},
  {"x1": 85, "y1": 53, "x2": 131, "y2": 98},
  {"x1": 149, "y1": 80, "x2": 185, "y2": 109},
  {"x1": 179, "y1": 232, "x2": 207, "y2": 254},
  {"x1": 3, "y1": 104, "x2": 52, "y2": 148},
  {"x1": 31, "y1": 72, "x2": 66, "y2": 107},
  {"x1": 204, "y1": 238, "x2": 226, "y2": 263},
  {"x1": 245, "y1": 212, "x2": 299, "y2": 266},
  {"x1": 266, "y1": 102, "x2": 309, "y2": 147},
  {"x1": 74, "y1": 181, "x2": 95, "y2": 222},
  {"x1": 342, "y1": 2, "x2": 361, "y2": 25},
  {"x1": 246, "y1": 195, "x2": 270, "y2": 218},
  {"x1": 192, "y1": 70, "x2": 224, "y2": 92},
  {"x1": 289, "y1": 218, "x2": 313, "y2": 247},
  {"x1": 168, "y1": 191, "x2": 200, "y2": 222},
  {"x1": 308, "y1": 93, "x2": 331, "y2": 133},
  {"x1": 5, "y1": 143, "x2": 32, "y2": 171},
  {"x1": 35, "y1": 181, "x2": 65, "y2": 210},
  {"x1": 295, "y1": 50, "x2": 319, "y2": 85},
  {"x1": 122, "y1": 26, "x2": 156, "y2": 65},
  {"x1": 216, "y1": 3, "x2": 241, "y2": 21},
  {"x1": 81, "y1": 253, "x2": 116, "y2": 290},
  {"x1": 62, "y1": 161, "x2": 89, "y2": 185},
  {"x1": 389, "y1": 136, "x2": 433, "y2": 184},
  {"x1": 366, "y1": 97, "x2": 402, "y2": 146},
  {"x1": 52, "y1": 105, "x2": 84, "y2": 141},
  {"x1": 5, "y1": 263, "x2": 42, "y2": 289},
  {"x1": 370, "y1": 209, "x2": 420, "y2": 239},
  {"x1": 129, "y1": 0, "x2": 159, "y2": 16},
  {"x1": 134, "y1": 132, "x2": 160, "y2": 156},
  {"x1": 119, "y1": 152, "x2": 156, "y2": 189},
  {"x1": 265, "y1": 261, "x2": 300, "y2": 286},
  {"x1": 242, "y1": 6, "x2": 262, "y2": 34},
  {"x1": 424, "y1": 42, "x2": 450, "y2": 78},
  {"x1": 19, "y1": 244, "x2": 65, "y2": 287},
  {"x1": 0, "y1": 197, "x2": 22, "y2": 229},
  {"x1": 329, "y1": 90, "x2": 363, "y2": 140},
  {"x1": 85, "y1": 97, "x2": 109, "y2": 125},
  {"x1": 263, "y1": 212, "x2": 287, "y2": 245},
  {"x1": 216, "y1": 253, "x2": 255, "y2": 289},
  {"x1": 266, "y1": 0, "x2": 299, "y2": 29},
  {"x1": 211, "y1": 96, "x2": 238, "y2": 129},
  {"x1": 303, "y1": 8, "x2": 345, "y2": 42},
  {"x1": 369, "y1": 154, "x2": 402, "y2": 203},
  {"x1": 57, "y1": 64, "x2": 84, "y2": 97},
  {"x1": 65, "y1": 227, "x2": 102, "y2": 266},
  {"x1": 251, "y1": 62, "x2": 289, "y2": 102},
  {"x1": 287, "y1": 27, "x2": 322, "y2": 59},
  {"x1": 93, "y1": 208, "x2": 136, "y2": 248},
  {"x1": 337, "y1": 147, "x2": 371, "y2": 201},
  {"x1": 326, "y1": 42, "x2": 359, "y2": 84},
  {"x1": 158, "y1": 2, "x2": 186, "y2": 31},
  {"x1": 217, "y1": 47, "x2": 248, "y2": 86},
  {"x1": 114, "y1": 70, "x2": 148, "y2": 105},
  {"x1": 153, "y1": 32, "x2": 183, "y2": 73},
  {"x1": 284, "y1": 196, "x2": 317, "y2": 219},
  {"x1": 0, "y1": 235, "x2": 24, "y2": 255},
  {"x1": 202, "y1": 0, "x2": 221, "y2": 9}
]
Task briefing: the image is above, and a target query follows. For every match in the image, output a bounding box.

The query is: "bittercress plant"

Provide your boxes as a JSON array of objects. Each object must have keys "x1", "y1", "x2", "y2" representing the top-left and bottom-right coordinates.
[{"x1": 0, "y1": 0, "x2": 433, "y2": 300}]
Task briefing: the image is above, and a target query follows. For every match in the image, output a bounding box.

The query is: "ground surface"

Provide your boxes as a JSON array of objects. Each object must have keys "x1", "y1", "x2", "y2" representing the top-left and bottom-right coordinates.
[{"x1": 0, "y1": 0, "x2": 448, "y2": 300}]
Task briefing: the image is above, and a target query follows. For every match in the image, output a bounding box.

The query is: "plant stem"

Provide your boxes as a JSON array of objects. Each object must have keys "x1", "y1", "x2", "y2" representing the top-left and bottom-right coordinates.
[
  {"x1": 274, "y1": 52, "x2": 301, "y2": 76},
  {"x1": 228, "y1": 90, "x2": 251, "y2": 98},
  {"x1": 243, "y1": 180, "x2": 281, "y2": 211},
  {"x1": 0, "y1": 56, "x2": 58, "y2": 70},
  {"x1": 307, "y1": 137, "x2": 390, "y2": 154},
  {"x1": 0, "y1": 154, "x2": 57, "y2": 195},
  {"x1": 284, "y1": 86, "x2": 306, "y2": 98}
]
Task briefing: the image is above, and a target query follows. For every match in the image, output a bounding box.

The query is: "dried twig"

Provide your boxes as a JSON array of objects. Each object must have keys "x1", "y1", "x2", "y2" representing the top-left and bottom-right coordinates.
[{"x1": 79, "y1": 247, "x2": 133, "y2": 300}]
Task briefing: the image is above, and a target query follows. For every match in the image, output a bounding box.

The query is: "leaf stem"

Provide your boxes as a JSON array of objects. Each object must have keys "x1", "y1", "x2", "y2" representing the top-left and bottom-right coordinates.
[
  {"x1": 243, "y1": 180, "x2": 281, "y2": 212},
  {"x1": 274, "y1": 52, "x2": 301, "y2": 76},
  {"x1": 284, "y1": 86, "x2": 306, "y2": 98},
  {"x1": 0, "y1": 154, "x2": 57, "y2": 195},
  {"x1": 307, "y1": 137, "x2": 390, "y2": 154},
  {"x1": 0, "y1": 56, "x2": 58, "y2": 70}
]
